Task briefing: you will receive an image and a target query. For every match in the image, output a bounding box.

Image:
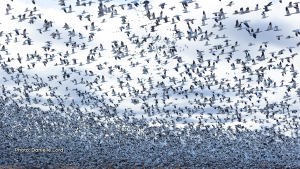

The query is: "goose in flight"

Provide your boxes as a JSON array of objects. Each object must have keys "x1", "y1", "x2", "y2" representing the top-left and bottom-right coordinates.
[
  {"x1": 263, "y1": 5, "x2": 270, "y2": 12},
  {"x1": 14, "y1": 28, "x2": 20, "y2": 35},
  {"x1": 132, "y1": 1, "x2": 139, "y2": 7},
  {"x1": 286, "y1": 46, "x2": 295, "y2": 53},
  {"x1": 174, "y1": 15, "x2": 180, "y2": 21},
  {"x1": 68, "y1": 5, "x2": 72, "y2": 13},
  {"x1": 227, "y1": 1, "x2": 234, "y2": 7},
  {"x1": 285, "y1": 7, "x2": 291, "y2": 16},
  {"x1": 76, "y1": 0, "x2": 80, "y2": 6},
  {"x1": 295, "y1": 4, "x2": 300, "y2": 13},
  {"x1": 62, "y1": 7, "x2": 68, "y2": 13},
  {"x1": 251, "y1": 32, "x2": 257, "y2": 39},
  {"x1": 293, "y1": 29, "x2": 300, "y2": 37},
  {"x1": 77, "y1": 14, "x2": 83, "y2": 21},
  {"x1": 63, "y1": 23, "x2": 70, "y2": 30},
  {"x1": 288, "y1": 1, "x2": 294, "y2": 8},
  {"x1": 274, "y1": 26, "x2": 281, "y2": 31},
  {"x1": 202, "y1": 11, "x2": 207, "y2": 20},
  {"x1": 276, "y1": 35, "x2": 283, "y2": 40},
  {"x1": 261, "y1": 11, "x2": 268, "y2": 18},
  {"x1": 254, "y1": 4, "x2": 260, "y2": 11},
  {"x1": 169, "y1": 6, "x2": 176, "y2": 10},
  {"x1": 266, "y1": 22, "x2": 273, "y2": 31},
  {"x1": 7, "y1": 4, "x2": 12, "y2": 11},
  {"x1": 159, "y1": 3, "x2": 166, "y2": 9},
  {"x1": 119, "y1": 4, "x2": 126, "y2": 10}
]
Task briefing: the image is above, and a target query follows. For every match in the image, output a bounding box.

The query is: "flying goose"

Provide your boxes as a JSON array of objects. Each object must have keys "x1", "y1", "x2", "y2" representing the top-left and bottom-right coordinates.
[
  {"x1": 227, "y1": 1, "x2": 234, "y2": 6},
  {"x1": 285, "y1": 7, "x2": 291, "y2": 16}
]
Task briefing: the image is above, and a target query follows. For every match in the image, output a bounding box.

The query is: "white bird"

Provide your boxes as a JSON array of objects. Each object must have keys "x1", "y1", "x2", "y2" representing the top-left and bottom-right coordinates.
[
  {"x1": 254, "y1": 4, "x2": 260, "y2": 11},
  {"x1": 286, "y1": 46, "x2": 295, "y2": 53},
  {"x1": 202, "y1": 11, "x2": 207, "y2": 20},
  {"x1": 261, "y1": 11, "x2": 267, "y2": 19},
  {"x1": 274, "y1": 26, "x2": 281, "y2": 31},
  {"x1": 295, "y1": 4, "x2": 300, "y2": 13},
  {"x1": 288, "y1": 1, "x2": 294, "y2": 8},
  {"x1": 285, "y1": 7, "x2": 291, "y2": 16},
  {"x1": 227, "y1": 1, "x2": 234, "y2": 7},
  {"x1": 205, "y1": 41, "x2": 210, "y2": 46},
  {"x1": 276, "y1": 35, "x2": 283, "y2": 40}
]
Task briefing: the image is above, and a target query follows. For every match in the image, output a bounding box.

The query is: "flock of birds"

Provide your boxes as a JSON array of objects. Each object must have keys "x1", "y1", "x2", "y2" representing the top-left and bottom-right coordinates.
[{"x1": 1, "y1": 0, "x2": 300, "y2": 168}]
